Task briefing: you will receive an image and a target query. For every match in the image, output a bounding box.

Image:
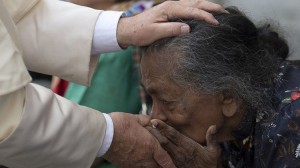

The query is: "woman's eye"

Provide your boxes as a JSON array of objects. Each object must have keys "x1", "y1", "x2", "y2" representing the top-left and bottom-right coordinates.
[{"x1": 160, "y1": 99, "x2": 172, "y2": 105}]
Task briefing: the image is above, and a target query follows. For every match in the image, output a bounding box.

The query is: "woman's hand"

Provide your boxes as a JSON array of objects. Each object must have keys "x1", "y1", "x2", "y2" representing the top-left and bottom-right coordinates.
[
  {"x1": 147, "y1": 119, "x2": 222, "y2": 168},
  {"x1": 103, "y1": 113, "x2": 176, "y2": 168}
]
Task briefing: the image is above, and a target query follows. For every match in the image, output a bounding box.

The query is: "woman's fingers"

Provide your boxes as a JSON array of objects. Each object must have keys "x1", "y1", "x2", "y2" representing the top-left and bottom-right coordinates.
[
  {"x1": 153, "y1": 142, "x2": 178, "y2": 168},
  {"x1": 150, "y1": 120, "x2": 220, "y2": 154},
  {"x1": 150, "y1": 119, "x2": 189, "y2": 146},
  {"x1": 146, "y1": 125, "x2": 178, "y2": 150},
  {"x1": 205, "y1": 125, "x2": 220, "y2": 153},
  {"x1": 146, "y1": 125, "x2": 169, "y2": 145},
  {"x1": 147, "y1": 122, "x2": 222, "y2": 168}
]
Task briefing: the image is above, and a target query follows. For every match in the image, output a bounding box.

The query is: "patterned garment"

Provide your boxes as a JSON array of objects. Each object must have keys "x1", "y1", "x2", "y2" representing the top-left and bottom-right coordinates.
[
  {"x1": 110, "y1": 0, "x2": 167, "y2": 15},
  {"x1": 222, "y1": 61, "x2": 300, "y2": 168}
]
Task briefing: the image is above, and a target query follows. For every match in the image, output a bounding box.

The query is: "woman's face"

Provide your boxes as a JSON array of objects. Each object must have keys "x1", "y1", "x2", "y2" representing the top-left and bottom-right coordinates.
[{"x1": 141, "y1": 53, "x2": 226, "y2": 144}]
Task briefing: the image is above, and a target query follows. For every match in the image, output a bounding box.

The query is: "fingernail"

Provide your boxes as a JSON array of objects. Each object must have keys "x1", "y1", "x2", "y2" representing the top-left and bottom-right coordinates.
[
  {"x1": 211, "y1": 125, "x2": 217, "y2": 134},
  {"x1": 213, "y1": 19, "x2": 219, "y2": 25},
  {"x1": 180, "y1": 25, "x2": 190, "y2": 35},
  {"x1": 151, "y1": 120, "x2": 158, "y2": 129},
  {"x1": 224, "y1": 10, "x2": 230, "y2": 14}
]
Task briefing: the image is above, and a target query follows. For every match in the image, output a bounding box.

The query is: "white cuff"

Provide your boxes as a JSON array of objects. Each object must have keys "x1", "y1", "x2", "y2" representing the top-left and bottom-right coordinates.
[
  {"x1": 92, "y1": 11, "x2": 124, "y2": 55},
  {"x1": 97, "y1": 113, "x2": 114, "y2": 157}
]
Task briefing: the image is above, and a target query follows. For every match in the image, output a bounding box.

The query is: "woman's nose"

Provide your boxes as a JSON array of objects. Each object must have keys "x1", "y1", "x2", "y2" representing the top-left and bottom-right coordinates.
[{"x1": 151, "y1": 104, "x2": 167, "y2": 121}]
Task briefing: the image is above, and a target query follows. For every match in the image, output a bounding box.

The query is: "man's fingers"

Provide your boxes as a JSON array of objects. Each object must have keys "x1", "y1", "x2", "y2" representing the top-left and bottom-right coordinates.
[
  {"x1": 181, "y1": 7, "x2": 218, "y2": 25},
  {"x1": 136, "y1": 114, "x2": 151, "y2": 126},
  {"x1": 157, "y1": 1, "x2": 218, "y2": 25},
  {"x1": 181, "y1": 0, "x2": 227, "y2": 13},
  {"x1": 196, "y1": 1, "x2": 227, "y2": 13},
  {"x1": 152, "y1": 22, "x2": 190, "y2": 40}
]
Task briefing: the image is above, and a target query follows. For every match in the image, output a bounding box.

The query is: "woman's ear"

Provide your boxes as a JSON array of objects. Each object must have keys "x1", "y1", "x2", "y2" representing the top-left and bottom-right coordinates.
[{"x1": 219, "y1": 91, "x2": 239, "y2": 118}]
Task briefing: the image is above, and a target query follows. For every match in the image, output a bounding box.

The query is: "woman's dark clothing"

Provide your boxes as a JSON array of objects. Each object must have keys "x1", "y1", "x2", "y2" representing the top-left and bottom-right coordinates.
[{"x1": 222, "y1": 61, "x2": 300, "y2": 168}]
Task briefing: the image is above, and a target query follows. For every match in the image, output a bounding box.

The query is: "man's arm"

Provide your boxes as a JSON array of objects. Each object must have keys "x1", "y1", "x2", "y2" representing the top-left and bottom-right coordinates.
[
  {"x1": 0, "y1": 0, "x2": 226, "y2": 167},
  {"x1": 0, "y1": 84, "x2": 106, "y2": 168},
  {"x1": 17, "y1": 0, "x2": 226, "y2": 85},
  {"x1": 0, "y1": 1, "x2": 115, "y2": 167},
  {"x1": 17, "y1": 0, "x2": 101, "y2": 85}
]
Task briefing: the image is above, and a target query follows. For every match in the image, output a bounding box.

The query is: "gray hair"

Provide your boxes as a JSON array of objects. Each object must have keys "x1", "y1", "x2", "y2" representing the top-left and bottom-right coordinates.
[{"x1": 142, "y1": 7, "x2": 289, "y2": 110}]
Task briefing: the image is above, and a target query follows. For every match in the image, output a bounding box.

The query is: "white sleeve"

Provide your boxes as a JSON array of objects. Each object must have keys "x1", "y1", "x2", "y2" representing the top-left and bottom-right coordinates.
[
  {"x1": 97, "y1": 113, "x2": 114, "y2": 157},
  {"x1": 92, "y1": 11, "x2": 124, "y2": 55}
]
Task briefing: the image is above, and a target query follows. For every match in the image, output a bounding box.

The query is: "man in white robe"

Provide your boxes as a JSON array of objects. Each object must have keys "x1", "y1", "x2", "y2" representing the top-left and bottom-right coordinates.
[{"x1": 0, "y1": 0, "x2": 225, "y2": 167}]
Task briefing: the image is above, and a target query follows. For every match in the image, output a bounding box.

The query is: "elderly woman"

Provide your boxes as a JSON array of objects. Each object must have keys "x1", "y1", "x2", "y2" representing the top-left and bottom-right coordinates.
[{"x1": 142, "y1": 7, "x2": 299, "y2": 167}]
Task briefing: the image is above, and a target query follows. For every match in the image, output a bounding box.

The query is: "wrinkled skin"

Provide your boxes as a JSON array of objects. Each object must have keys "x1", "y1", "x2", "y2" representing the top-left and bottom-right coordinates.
[
  {"x1": 69, "y1": 0, "x2": 228, "y2": 167},
  {"x1": 103, "y1": 113, "x2": 176, "y2": 168},
  {"x1": 147, "y1": 119, "x2": 222, "y2": 168},
  {"x1": 67, "y1": 0, "x2": 226, "y2": 168},
  {"x1": 140, "y1": 49, "x2": 242, "y2": 145},
  {"x1": 117, "y1": 0, "x2": 227, "y2": 48},
  {"x1": 105, "y1": 1, "x2": 228, "y2": 167}
]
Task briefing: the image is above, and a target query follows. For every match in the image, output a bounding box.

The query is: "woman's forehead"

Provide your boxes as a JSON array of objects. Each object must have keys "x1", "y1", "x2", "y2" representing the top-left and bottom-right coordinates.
[{"x1": 141, "y1": 51, "x2": 180, "y2": 74}]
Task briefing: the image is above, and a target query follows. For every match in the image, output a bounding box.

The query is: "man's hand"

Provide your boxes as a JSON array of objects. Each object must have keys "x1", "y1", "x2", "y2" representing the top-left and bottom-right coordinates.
[
  {"x1": 147, "y1": 119, "x2": 222, "y2": 168},
  {"x1": 117, "y1": 0, "x2": 227, "y2": 48},
  {"x1": 103, "y1": 113, "x2": 176, "y2": 168}
]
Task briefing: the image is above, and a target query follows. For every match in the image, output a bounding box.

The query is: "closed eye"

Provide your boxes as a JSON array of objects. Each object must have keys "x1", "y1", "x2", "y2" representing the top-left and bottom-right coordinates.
[{"x1": 159, "y1": 99, "x2": 174, "y2": 105}]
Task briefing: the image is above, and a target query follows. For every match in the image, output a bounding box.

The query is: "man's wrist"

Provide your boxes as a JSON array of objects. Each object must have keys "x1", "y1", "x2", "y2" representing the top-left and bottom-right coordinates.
[
  {"x1": 92, "y1": 11, "x2": 124, "y2": 54},
  {"x1": 97, "y1": 113, "x2": 114, "y2": 157},
  {"x1": 116, "y1": 17, "x2": 132, "y2": 49}
]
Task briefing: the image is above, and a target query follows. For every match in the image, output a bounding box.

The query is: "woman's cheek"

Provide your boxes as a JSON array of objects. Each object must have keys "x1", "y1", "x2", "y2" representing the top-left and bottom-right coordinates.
[{"x1": 166, "y1": 107, "x2": 190, "y2": 126}]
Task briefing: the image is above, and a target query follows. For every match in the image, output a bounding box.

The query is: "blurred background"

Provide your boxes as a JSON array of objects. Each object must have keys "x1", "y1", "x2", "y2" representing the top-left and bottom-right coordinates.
[{"x1": 212, "y1": 0, "x2": 300, "y2": 60}]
